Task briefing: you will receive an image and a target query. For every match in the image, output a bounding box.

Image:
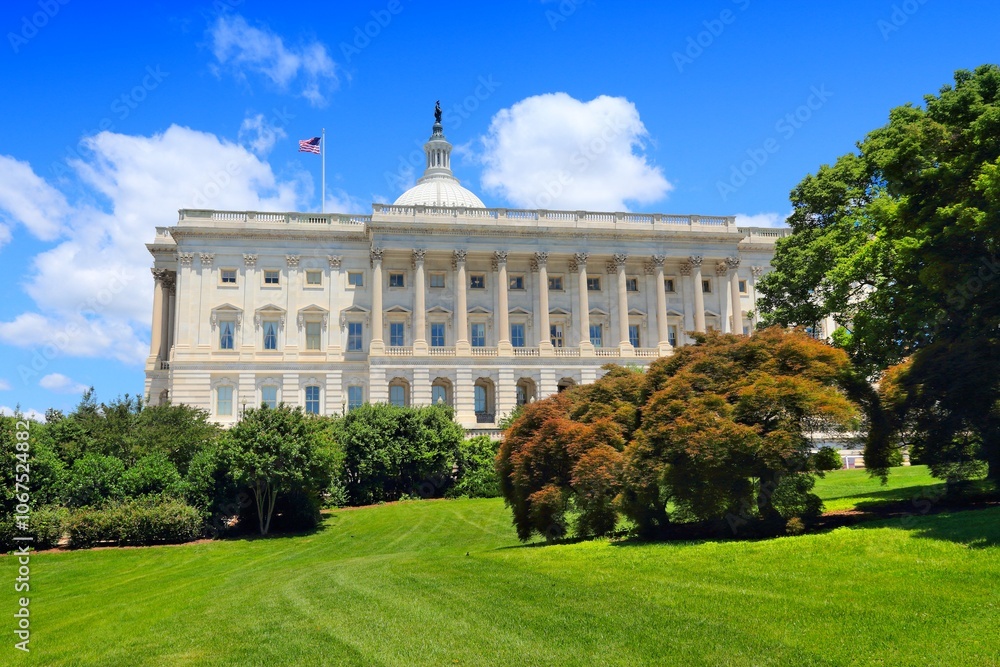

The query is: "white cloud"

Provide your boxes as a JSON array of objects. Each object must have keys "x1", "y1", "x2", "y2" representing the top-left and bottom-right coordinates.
[
  {"x1": 209, "y1": 15, "x2": 338, "y2": 107},
  {"x1": 0, "y1": 379, "x2": 10, "y2": 391},
  {"x1": 478, "y1": 93, "x2": 672, "y2": 211},
  {"x1": 734, "y1": 212, "x2": 790, "y2": 228},
  {"x1": 39, "y1": 373, "x2": 89, "y2": 395},
  {"x1": 238, "y1": 113, "x2": 288, "y2": 155},
  {"x1": 0, "y1": 124, "x2": 311, "y2": 364},
  {"x1": 0, "y1": 154, "x2": 71, "y2": 242},
  {"x1": 0, "y1": 406, "x2": 46, "y2": 422}
]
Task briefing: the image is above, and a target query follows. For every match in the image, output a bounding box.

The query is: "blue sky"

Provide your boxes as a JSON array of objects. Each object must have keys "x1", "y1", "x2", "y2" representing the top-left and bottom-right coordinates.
[{"x1": 0, "y1": 0, "x2": 997, "y2": 417}]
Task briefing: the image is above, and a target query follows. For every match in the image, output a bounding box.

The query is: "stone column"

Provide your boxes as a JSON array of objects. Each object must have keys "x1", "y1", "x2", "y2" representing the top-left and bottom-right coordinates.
[
  {"x1": 615, "y1": 253, "x2": 634, "y2": 355},
  {"x1": 370, "y1": 248, "x2": 385, "y2": 354},
  {"x1": 327, "y1": 256, "x2": 344, "y2": 358},
  {"x1": 651, "y1": 255, "x2": 671, "y2": 354},
  {"x1": 535, "y1": 252, "x2": 553, "y2": 355},
  {"x1": 454, "y1": 250, "x2": 470, "y2": 355},
  {"x1": 164, "y1": 273, "x2": 176, "y2": 359},
  {"x1": 149, "y1": 269, "x2": 166, "y2": 363},
  {"x1": 690, "y1": 255, "x2": 706, "y2": 333},
  {"x1": 412, "y1": 366, "x2": 431, "y2": 406},
  {"x1": 197, "y1": 253, "x2": 213, "y2": 347},
  {"x1": 412, "y1": 250, "x2": 427, "y2": 354},
  {"x1": 241, "y1": 254, "x2": 257, "y2": 351},
  {"x1": 728, "y1": 256, "x2": 744, "y2": 335},
  {"x1": 574, "y1": 253, "x2": 594, "y2": 356},
  {"x1": 495, "y1": 251, "x2": 512, "y2": 355}
]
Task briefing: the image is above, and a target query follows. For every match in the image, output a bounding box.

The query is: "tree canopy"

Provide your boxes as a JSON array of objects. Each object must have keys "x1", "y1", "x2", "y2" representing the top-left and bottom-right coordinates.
[{"x1": 757, "y1": 65, "x2": 1000, "y2": 481}]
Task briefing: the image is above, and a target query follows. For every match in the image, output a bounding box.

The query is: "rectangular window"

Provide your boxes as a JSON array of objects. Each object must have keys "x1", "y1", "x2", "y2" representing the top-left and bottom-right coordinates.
[
  {"x1": 471, "y1": 323, "x2": 486, "y2": 347},
  {"x1": 550, "y1": 324, "x2": 564, "y2": 348},
  {"x1": 431, "y1": 322, "x2": 446, "y2": 347},
  {"x1": 548, "y1": 275, "x2": 564, "y2": 291},
  {"x1": 739, "y1": 279, "x2": 747, "y2": 294},
  {"x1": 305, "y1": 386, "x2": 320, "y2": 415},
  {"x1": 702, "y1": 279, "x2": 712, "y2": 293},
  {"x1": 219, "y1": 320, "x2": 235, "y2": 350},
  {"x1": 388, "y1": 272, "x2": 405, "y2": 288},
  {"x1": 389, "y1": 322, "x2": 404, "y2": 347},
  {"x1": 263, "y1": 320, "x2": 279, "y2": 350},
  {"x1": 590, "y1": 324, "x2": 603, "y2": 348},
  {"x1": 347, "y1": 322, "x2": 363, "y2": 351},
  {"x1": 626, "y1": 277, "x2": 639, "y2": 292},
  {"x1": 216, "y1": 385, "x2": 233, "y2": 416},
  {"x1": 629, "y1": 324, "x2": 641, "y2": 348},
  {"x1": 348, "y1": 272, "x2": 364, "y2": 287},
  {"x1": 587, "y1": 276, "x2": 601, "y2": 291},
  {"x1": 305, "y1": 321, "x2": 321, "y2": 350},
  {"x1": 668, "y1": 325, "x2": 678, "y2": 347},
  {"x1": 305, "y1": 270, "x2": 322, "y2": 286},
  {"x1": 509, "y1": 275, "x2": 524, "y2": 290},
  {"x1": 510, "y1": 323, "x2": 525, "y2": 348},
  {"x1": 264, "y1": 270, "x2": 280, "y2": 285},
  {"x1": 347, "y1": 386, "x2": 363, "y2": 411},
  {"x1": 261, "y1": 385, "x2": 278, "y2": 409},
  {"x1": 220, "y1": 269, "x2": 237, "y2": 285},
  {"x1": 429, "y1": 272, "x2": 445, "y2": 288},
  {"x1": 470, "y1": 274, "x2": 485, "y2": 289},
  {"x1": 664, "y1": 278, "x2": 675, "y2": 293},
  {"x1": 389, "y1": 385, "x2": 406, "y2": 407}
]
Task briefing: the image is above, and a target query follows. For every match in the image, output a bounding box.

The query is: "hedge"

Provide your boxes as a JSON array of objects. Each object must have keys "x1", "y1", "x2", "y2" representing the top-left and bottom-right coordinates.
[{"x1": 66, "y1": 498, "x2": 202, "y2": 548}]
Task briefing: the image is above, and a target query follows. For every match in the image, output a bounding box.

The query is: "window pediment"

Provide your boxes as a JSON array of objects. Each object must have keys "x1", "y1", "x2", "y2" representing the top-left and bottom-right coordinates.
[{"x1": 210, "y1": 303, "x2": 243, "y2": 330}]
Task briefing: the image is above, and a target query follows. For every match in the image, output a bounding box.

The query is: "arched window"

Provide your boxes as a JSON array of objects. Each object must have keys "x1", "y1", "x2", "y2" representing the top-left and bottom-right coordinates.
[
  {"x1": 474, "y1": 378, "x2": 495, "y2": 423},
  {"x1": 388, "y1": 378, "x2": 410, "y2": 407},
  {"x1": 431, "y1": 377, "x2": 453, "y2": 407}
]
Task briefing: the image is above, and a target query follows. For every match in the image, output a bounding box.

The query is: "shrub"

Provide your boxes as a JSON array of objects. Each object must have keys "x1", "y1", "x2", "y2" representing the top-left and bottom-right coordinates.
[
  {"x1": 32, "y1": 505, "x2": 70, "y2": 550},
  {"x1": 813, "y1": 446, "x2": 844, "y2": 472},
  {"x1": 120, "y1": 453, "x2": 183, "y2": 498},
  {"x1": 66, "y1": 498, "x2": 202, "y2": 548},
  {"x1": 65, "y1": 454, "x2": 125, "y2": 507},
  {"x1": 447, "y1": 436, "x2": 502, "y2": 499}
]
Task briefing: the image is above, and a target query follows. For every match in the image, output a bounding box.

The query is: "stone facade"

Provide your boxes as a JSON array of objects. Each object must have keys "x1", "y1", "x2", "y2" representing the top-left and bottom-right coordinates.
[{"x1": 144, "y1": 115, "x2": 790, "y2": 432}]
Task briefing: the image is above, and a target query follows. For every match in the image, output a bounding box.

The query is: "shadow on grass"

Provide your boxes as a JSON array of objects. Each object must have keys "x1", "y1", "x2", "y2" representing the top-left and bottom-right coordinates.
[
  {"x1": 844, "y1": 483, "x2": 948, "y2": 510},
  {"x1": 849, "y1": 506, "x2": 1000, "y2": 549}
]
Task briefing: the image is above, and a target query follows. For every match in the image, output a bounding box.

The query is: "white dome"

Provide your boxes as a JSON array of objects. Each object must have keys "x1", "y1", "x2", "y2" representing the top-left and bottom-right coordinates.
[{"x1": 393, "y1": 176, "x2": 485, "y2": 208}]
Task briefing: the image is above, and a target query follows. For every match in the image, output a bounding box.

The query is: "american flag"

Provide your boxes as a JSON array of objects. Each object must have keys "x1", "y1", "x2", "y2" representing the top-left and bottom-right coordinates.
[{"x1": 298, "y1": 137, "x2": 321, "y2": 154}]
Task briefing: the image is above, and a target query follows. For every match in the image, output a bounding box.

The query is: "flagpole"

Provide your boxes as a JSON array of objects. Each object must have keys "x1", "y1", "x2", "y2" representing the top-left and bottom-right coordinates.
[{"x1": 321, "y1": 128, "x2": 326, "y2": 214}]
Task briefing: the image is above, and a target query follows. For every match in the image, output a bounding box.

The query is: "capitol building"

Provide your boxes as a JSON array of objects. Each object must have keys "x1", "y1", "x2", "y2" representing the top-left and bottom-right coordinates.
[{"x1": 144, "y1": 111, "x2": 789, "y2": 431}]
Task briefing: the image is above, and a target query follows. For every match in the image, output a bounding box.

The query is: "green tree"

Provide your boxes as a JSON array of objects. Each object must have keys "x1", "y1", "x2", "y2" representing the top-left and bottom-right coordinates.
[
  {"x1": 758, "y1": 65, "x2": 1000, "y2": 481},
  {"x1": 220, "y1": 405, "x2": 332, "y2": 535},
  {"x1": 334, "y1": 404, "x2": 464, "y2": 505}
]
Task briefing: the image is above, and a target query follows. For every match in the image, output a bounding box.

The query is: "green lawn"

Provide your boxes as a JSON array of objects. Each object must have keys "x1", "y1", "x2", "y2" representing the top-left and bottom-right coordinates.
[
  {"x1": 814, "y1": 464, "x2": 944, "y2": 512},
  {"x1": 10, "y1": 477, "x2": 1000, "y2": 666}
]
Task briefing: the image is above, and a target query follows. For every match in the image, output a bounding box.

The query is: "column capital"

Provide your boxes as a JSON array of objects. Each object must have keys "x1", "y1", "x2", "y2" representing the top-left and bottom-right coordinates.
[
  {"x1": 286, "y1": 254, "x2": 300, "y2": 268},
  {"x1": 151, "y1": 268, "x2": 169, "y2": 284},
  {"x1": 650, "y1": 254, "x2": 666, "y2": 267},
  {"x1": 751, "y1": 265, "x2": 764, "y2": 278},
  {"x1": 643, "y1": 261, "x2": 656, "y2": 275},
  {"x1": 178, "y1": 252, "x2": 194, "y2": 266},
  {"x1": 412, "y1": 248, "x2": 426, "y2": 267},
  {"x1": 243, "y1": 254, "x2": 257, "y2": 268},
  {"x1": 327, "y1": 255, "x2": 343, "y2": 269},
  {"x1": 716, "y1": 261, "x2": 729, "y2": 277},
  {"x1": 452, "y1": 248, "x2": 467, "y2": 268},
  {"x1": 688, "y1": 255, "x2": 704, "y2": 267},
  {"x1": 199, "y1": 253, "x2": 214, "y2": 267},
  {"x1": 570, "y1": 252, "x2": 589, "y2": 273},
  {"x1": 532, "y1": 251, "x2": 549, "y2": 268},
  {"x1": 370, "y1": 247, "x2": 384, "y2": 267},
  {"x1": 726, "y1": 256, "x2": 741, "y2": 270},
  {"x1": 679, "y1": 261, "x2": 692, "y2": 276},
  {"x1": 491, "y1": 250, "x2": 508, "y2": 270},
  {"x1": 161, "y1": 272, "x2": 176, "y2": 293},
  {"x1": 613, "y1": 253, "x2": 628, "y2": 268}
]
